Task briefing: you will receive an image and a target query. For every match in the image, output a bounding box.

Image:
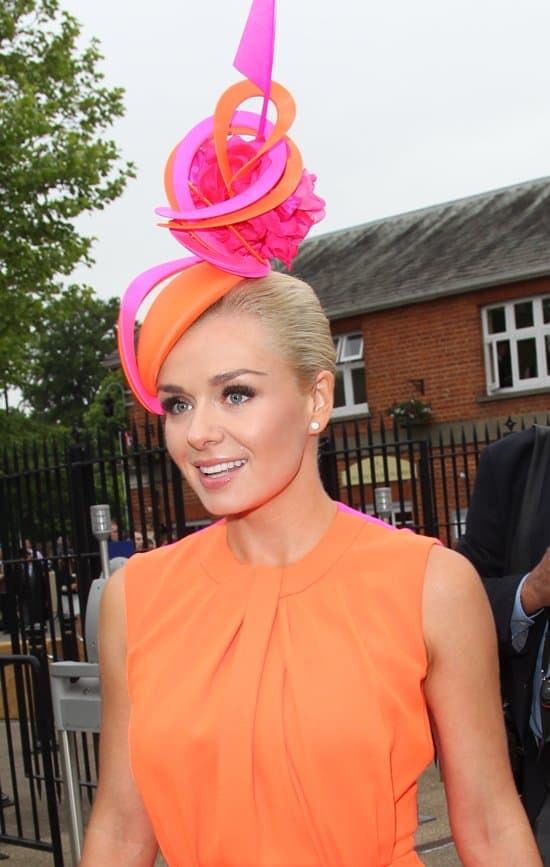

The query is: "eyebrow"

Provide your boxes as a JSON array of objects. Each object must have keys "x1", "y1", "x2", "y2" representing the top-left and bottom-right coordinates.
[{"x1": 158, "y1": 368, "x2": 267, "y2": 394}]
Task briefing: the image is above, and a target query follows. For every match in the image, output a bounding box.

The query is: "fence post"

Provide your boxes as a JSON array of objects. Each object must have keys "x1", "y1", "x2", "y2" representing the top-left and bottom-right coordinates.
[
  {"x1": 170, "y1": 460, "x2": 188, "y2": 538},
  {"x1": 318, "y1": 433, "x2": 339, "y2": 500},
  {"x1": 67, "y1": 438, "x2": 98, "y2": 620},
  {"x1": 418, "y1": 439, "x2": 438, "y2": 537}
]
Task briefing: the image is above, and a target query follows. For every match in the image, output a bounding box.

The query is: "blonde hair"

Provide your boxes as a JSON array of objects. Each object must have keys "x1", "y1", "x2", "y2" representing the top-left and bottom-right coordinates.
[{"x1": 201, "y1": 271, "x2": 336, "y2": 388}]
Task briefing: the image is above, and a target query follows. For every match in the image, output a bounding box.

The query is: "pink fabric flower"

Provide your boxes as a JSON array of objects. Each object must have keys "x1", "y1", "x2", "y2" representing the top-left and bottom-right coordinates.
[{"x1": 187, "y1": 136, "x2": 325, "y2": 268}]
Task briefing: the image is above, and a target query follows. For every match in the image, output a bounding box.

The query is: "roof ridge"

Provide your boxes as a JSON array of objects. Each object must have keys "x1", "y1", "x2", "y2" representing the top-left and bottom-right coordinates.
[
  {"x1": 307, "y1": 174, "x2": 550, "y2": 244},
  {"x1": 290, "y1": 175, "x2": 550, "y2": 318}
]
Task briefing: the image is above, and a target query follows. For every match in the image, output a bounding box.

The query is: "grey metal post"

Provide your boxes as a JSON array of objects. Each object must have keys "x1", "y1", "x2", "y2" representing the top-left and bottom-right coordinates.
[
  {"x1": 90, "y1": 504, "x2": 112, "y2": 581},
  {"x1": 374, "y1": 486, "x2": 393, "y2": 523},
  {"x1": 58, "y1": 728, "x2": 84, "y2": 864},
  {"x1": 49, "y1": 507, "x2": 114, "y2": 863}
]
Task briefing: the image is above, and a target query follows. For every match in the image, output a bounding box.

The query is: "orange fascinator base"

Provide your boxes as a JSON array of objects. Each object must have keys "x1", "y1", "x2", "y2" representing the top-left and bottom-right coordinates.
[{"x1": 137, "y1": 262, "x2": 243, "y2": 399}]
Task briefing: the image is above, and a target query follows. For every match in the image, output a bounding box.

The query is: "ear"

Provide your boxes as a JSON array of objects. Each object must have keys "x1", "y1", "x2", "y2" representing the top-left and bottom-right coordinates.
[{"x1": 309, "y1": 370, "x2": 334, "y2": 434}]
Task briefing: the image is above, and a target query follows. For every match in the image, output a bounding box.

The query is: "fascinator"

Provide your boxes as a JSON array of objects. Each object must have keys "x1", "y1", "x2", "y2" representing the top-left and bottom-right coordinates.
[{"x1": 118, "y1": 0, "x2": 325, "y2": 414}]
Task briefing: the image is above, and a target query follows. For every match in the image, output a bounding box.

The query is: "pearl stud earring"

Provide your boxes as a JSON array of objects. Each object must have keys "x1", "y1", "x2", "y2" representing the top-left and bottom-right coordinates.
[{"x1": 310, "y1": 421, "x2": 320, "y2": 431}]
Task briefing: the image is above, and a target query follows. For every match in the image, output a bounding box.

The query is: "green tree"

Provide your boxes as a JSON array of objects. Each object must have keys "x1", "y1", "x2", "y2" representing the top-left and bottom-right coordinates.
[
  {"x1": 21, "y1": 285, "x2": 120, "y2": 428},
  {"x1": 0, "y1": 0, "x2": 134, "y2": 389},
  {"x1": 83, "y1": 368, "x2": 129, "y2": 438},
  {"x1": 0, "y1": 406, "x2": 69, "y2": 447}
]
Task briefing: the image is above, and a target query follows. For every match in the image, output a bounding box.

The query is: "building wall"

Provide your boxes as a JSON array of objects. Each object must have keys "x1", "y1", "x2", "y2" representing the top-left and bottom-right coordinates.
[{"x1": 352, "y1": 276, "x2": 550, "y2": 424}]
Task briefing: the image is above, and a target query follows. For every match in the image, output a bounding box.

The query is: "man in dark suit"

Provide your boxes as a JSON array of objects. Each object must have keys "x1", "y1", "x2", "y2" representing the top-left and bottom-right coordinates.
[{"x1": 457, "y1": 425, "x2": 550, "y2": 862}]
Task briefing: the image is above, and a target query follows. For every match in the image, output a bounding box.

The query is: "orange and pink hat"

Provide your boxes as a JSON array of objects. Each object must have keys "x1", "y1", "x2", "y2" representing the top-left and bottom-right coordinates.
[{"x1": 118, "y1": 0, "x2": 325, "y2": 414}]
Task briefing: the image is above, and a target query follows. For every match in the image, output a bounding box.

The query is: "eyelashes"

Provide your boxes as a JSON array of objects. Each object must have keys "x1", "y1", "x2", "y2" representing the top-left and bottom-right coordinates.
[
  {"x1": 222, "y1": 384, "x2": 255, "y2": 404},
  {"x1": 160, "y1": 396, "x2": 190, "y2": 415},
  {"x1": 160, "y1": 383, "x2": 256, "y2": 415}
]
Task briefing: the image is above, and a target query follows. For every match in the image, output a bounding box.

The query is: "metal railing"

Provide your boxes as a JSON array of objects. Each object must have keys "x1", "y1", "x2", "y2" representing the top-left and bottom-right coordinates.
[{"x1": 0, "y1": 655, "x2": 64, "y2": 865}]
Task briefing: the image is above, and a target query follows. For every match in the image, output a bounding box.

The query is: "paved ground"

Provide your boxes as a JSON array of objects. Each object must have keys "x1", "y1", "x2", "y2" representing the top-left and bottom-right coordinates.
[
  {"x1": 0, "y1": 761, "x2": 459, "y2": 865},
  {"x1": 416, "y1": 763, "x2": 461, "y2": 866}
]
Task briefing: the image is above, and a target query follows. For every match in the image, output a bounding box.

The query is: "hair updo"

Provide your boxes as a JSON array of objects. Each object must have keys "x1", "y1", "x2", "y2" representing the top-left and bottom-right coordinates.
[{"x1": 199, "y1": 271, "x2": 336, "y2": 389}]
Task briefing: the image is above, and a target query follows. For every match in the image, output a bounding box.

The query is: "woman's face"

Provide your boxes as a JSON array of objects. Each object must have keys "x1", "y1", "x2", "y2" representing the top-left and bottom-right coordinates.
[{"x1": 158, "y1": 312, "x2": 321, "y2": 517}]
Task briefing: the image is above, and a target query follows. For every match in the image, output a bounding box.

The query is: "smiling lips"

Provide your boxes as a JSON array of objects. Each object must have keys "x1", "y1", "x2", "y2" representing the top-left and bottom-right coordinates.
[{"x1": 199, "y1": 459, "x2": 248, "y2": 477}]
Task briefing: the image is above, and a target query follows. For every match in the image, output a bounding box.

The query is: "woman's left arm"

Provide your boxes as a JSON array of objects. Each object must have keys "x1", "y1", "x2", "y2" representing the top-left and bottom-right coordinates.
[{"x1": 422, "y1": 545, "x2": 541, "y2": 867}]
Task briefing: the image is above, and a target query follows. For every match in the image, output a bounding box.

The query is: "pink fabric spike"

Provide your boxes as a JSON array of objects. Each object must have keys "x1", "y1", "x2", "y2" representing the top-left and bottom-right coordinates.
[
  {"x1": 233, "y1": 0, "x2": 276, "y2": 139},
  {"x1": 118, "y1": 256, "x2": 201, "y2": 414}
]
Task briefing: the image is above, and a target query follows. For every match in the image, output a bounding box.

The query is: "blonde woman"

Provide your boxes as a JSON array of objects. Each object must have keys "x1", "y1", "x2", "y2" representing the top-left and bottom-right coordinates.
[{"x1": 80, "y1": 1, "x2": 540, "y2": 864}]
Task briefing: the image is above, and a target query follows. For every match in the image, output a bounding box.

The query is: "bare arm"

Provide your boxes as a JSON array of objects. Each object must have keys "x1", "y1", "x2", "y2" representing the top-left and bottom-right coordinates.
[
  {"x1": 80, "y1": 568, "x2": 159, "y2": 866},
  {"x1": 423, "y1": 546, "x2": 541, "y2": 867}
]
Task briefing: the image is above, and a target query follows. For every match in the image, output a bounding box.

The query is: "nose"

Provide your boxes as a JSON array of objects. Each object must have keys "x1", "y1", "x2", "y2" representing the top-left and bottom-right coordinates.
[{"x1": 186, "y1": 401, "x2": 223, "y2": 450}]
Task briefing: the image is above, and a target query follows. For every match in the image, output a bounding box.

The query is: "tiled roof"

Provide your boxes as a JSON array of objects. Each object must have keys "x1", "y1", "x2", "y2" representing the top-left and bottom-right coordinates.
[{"x1": 289, "y1": 177, "x2": 550, "y2": 319}]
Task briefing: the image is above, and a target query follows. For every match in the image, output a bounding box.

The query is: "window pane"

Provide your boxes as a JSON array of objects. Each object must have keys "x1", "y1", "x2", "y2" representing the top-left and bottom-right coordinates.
[
  {"x1": 514, "y1": 301, "x2": 533, "y2": 329},
  {"x1": 496, "y1": 340, "x2": 512, "y2": 388},
  {"x1": 488, "y1": 344, "x2": 495, "y2": 386},
  {"x1": 351, "y1": 366, "x2": 366, "y2": 404},
  {"x1": 333, "y1": 369, "x2": 346, "y2": 407},
  {"x1": 543, "y1": 297, "x2": 550, "y2": 324},
  {"x1": 546, "y1": 334, "x2": 550, "y2": 376},
  {"x1": 487, "y1": 307, "x2": 506, "y2": 334},
  {"x1": 517, "y1": 338, "x2": 537, "y2": 380},
  {"x1": 333, "y1": 336, "x2": 341, "y2": 362},
  {"x1": 341, "y1": 334, "x2": 363, "y2": 362}
]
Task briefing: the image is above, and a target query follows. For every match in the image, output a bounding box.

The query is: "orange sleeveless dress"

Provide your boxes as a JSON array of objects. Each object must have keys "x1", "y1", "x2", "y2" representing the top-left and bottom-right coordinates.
[{"x1": 124, "y1": 504, "x2": 437, "y2": 867}]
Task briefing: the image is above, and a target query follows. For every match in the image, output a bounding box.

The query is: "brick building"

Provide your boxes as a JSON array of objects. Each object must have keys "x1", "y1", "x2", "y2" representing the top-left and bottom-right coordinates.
[{"x1": 290, "y1": 176, "x2": 550, "y2": 432}]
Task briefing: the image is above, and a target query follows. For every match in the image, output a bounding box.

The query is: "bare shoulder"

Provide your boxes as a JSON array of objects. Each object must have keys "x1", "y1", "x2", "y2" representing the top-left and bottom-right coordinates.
[
  {"x1": 101, "y1": 565, "x2": 126, "y2": 609},
  {"x1": 98, "y1": 566, "x2": 128, "y2": 662},
  {"x1": 424, "y1": 544, "x2": 484, "y2": 599},
  {"x1": 422, "y1": 545, "x2": 494, "y2": 661}
]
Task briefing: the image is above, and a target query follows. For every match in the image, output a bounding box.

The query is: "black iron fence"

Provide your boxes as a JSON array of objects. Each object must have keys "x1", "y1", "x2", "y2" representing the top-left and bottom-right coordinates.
[
  {"x1": 4, "y1": 417, "x2": 550, "y2": 660},
  {"x1": 0, "y1": 411, "x2": 548, "y2": 861},
  {"x1": 0, "y1": 655, "x2": 64, "y2": 865},
  {"x1": 2, "y1": 413, "x2": 550, "y2": 656},
  {"x1": 0, "y1": 421, "x2": 186, "y2": 661},
  {"x1": 319, "y1": 413, "x2": 549, "y2": 546}
]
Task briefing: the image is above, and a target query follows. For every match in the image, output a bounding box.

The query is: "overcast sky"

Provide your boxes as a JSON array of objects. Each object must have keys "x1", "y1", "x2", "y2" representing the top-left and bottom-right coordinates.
[{"x1": 62, "y1": 0, "x2": 550, "y2": 302}]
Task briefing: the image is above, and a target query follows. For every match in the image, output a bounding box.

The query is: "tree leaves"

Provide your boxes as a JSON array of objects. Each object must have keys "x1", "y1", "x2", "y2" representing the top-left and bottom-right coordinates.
[
  {"x1": 0, "y1": 0, "x2": 135, "y2": 390},
  {"x1": 20, "y1": 285, "x2": 121, "y2": 430}
]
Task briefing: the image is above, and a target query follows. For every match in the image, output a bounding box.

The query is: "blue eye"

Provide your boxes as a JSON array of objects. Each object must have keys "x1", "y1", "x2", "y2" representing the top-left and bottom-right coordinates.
[
  {"x1": 223, "y1": 384, "x2": 255, "y2": 406},
  {"x1": 161, "y1": 396, "x2": 191, "y2": 415}
]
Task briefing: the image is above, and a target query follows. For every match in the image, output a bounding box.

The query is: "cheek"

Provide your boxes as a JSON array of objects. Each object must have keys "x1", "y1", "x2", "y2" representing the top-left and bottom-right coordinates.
[
  {"x1": 164, "y1": 418, "x2": 186, "y2": 460},
  {"x1": 165, "y1": 424, "x2": 198, "y2": 488},
  {"x1": 250, "y1": 404, "x2": 305, "y2": 447},
  {"x1": 259, "y1": 406, "x2": 310, "y2": 459},
  {"x1": 278, "y1": 398, "x2": 311, "y2": 433}
]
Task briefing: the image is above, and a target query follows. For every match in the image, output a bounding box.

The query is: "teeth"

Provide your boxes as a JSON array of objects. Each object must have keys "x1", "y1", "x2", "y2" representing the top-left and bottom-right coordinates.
[{"x1": 199, "y1": 459, "x2": 247, "y2": 475}]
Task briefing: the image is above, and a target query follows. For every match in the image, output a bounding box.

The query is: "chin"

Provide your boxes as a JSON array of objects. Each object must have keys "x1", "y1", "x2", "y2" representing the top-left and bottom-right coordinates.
[
  {"x1": 192, "y1": 487, "x2": 271, "y2": 520},
  {"x1": 199, "y1": 498, "x2": 256, "y2": 519},
  {"x1": 190, "y1": 486, "x2": 250, "y2": 518}
]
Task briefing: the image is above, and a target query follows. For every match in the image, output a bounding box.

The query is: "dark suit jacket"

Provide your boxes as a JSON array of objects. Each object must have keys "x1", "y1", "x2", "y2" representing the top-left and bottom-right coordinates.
[
  {"x1": 457, "y1": 427, "x2": 550, "y2": 745},
  {"x1": 457, "y1": 426, "x2": 550, "y2": 820}
]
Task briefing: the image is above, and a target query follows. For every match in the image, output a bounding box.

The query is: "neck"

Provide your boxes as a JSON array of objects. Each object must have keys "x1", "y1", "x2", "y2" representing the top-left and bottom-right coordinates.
[{"x1": 226, "y1": 477, "x2": 336, "y2": 568}]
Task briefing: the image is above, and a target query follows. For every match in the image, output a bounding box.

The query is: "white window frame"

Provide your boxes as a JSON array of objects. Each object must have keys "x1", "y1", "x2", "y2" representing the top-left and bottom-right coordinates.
[
  {"x1": 482, "y1": 295, "x2": 550, "y2": 394},
  {"x1": 331, "y1": 333, "x2": 368, "y2": 419}
]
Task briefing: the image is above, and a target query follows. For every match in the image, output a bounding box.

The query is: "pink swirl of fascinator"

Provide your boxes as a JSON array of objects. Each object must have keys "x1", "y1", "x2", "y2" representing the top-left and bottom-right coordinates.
[{"x1": 118, "y1": 0, "x2": 326, "y2": 414}]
